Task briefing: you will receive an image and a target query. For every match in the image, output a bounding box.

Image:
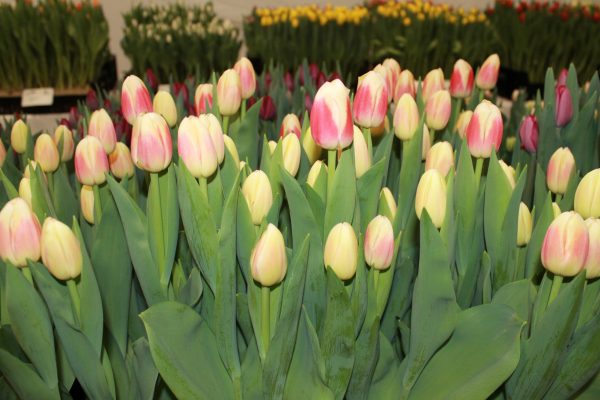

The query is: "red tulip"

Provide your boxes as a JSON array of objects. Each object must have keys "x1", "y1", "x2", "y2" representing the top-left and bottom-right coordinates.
[
  {"x1": 555, "y1": 84, "x2": 573, "y2": 127},
  {"x1": 260, "y1": 96, "x2": 277, "y2": 121}
]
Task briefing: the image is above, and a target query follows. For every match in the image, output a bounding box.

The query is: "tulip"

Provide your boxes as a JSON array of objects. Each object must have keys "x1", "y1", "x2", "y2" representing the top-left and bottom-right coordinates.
[
  {"x1": 23, "y1": 160, "x2": 40, "y2": 179},
  {"x1": 178, "y1": 116, "x2": 217, "y2": 178},
  {"x1": 41, "y1": 218, "x2": 82, "y2": 280},
  {"x1": 450, "y1": 59, "x2": 474, "y2": 98},
  {"x1": 353, "y1": 126, "x2": 371, "y2": 178},
  {"x1": 547, "y1": 147, "x2": 575, "y2": 195},
  {"x1": 382, "y1": 59, "x2": 401, "y2": 99},
  {"x1": 583, "y1": 219, "x2": 600, "y2": 279},
  {"x1": 422, "y1": 68, "x2": 445, "y2": 102},
  {"x1": 34, "y1": 133, "x2": 60, "y2": 173},
  {"x1": 353, "y1": 71, "x2": 388, "y2": 129},
  {"x1": 519, "y1": 115, "x2": 539, "y2": 153},
  {"x1": 284, "y1": 71, "x2": 294, "y2": 92},
  {"x1": 268, "y1": 140, "x2": 277, "y2": 155},
  {"x1": 259, "y1": 95, "x2": 277, "y2": 121},
  {"x1": 198, "y1": 114, "x2": 225, "y2": 164},
  {"x1": 466, "y1": 100, "x2": 503, "y2": 158},
  {"x1": 217, "y1": 69, "x2": 242, "y2": 116},
  {"x1": 74, "y1": 136, "x2": 109, "y2": 185},
  {"x1": 425, "y1": 141, "x2": 454, "y2": 176},
  {"x1": 425, "y1": 90, "x2": 451, "y2": 130},
  {"x1": 18, "y1": 178, "x2": 32, "y2": 208},
  {"x1": 395, "y1": 70, "x2": 416, "y2": 101},
  {"x1": 574, "y1": 168, "x2": 600, "y2": 219},
  {"x1": 250, "y1": 224, "x2": 287, "y2": 286},
  {"x1": 234, "y1": 57, "x2": 257, "y2": 100},
  {"x1": 242, "y1": 170, "x2": 273, "y2": 225},
  {"x1": 415, "y1": 169, "x2": 447, "y2": 228},
  {"x1": 302, "y1": 127, "x2": 322, "y2": 164},
  {"x1": 379, "y1": 187, "x2": 397, "y2": 221},
  {"x1": 393, "y1": 94, "x2": 419, "y2": 141},
  {"x1": 0, "y1": 198, "x2": 41, "y2": 267},
  {"x1": 499, "y1": 160, "x2": 517, "y2": 189},
  {"x1": 307, "y1": 160, "x2": 327, "y2": 188},
  {"x1": 282, "y1": 134, "x2": 301, "y2": 177},
  {"x1": 517, "y1": 202, "x2": 532, "y2": 246},
  {"x1": 455, "y1": 110, "x2": 473, "y2": 139},
  {"x1": 552, "y1": 202, "x2": 562, "y2": 219},
  {"x1": 121, "y1": 75, "x2": 152, "y2": 125},
  {"x1": 476, "y1": 54, "x2": 500, "y2": 90},
  {"x1": 364, "y1": 215, "x2": 395, "y2": 271},
  {"x1": 279, "y1": 114, "x2": 302, "y2": 138},
  {"x1": 422, "y1": 125, "x2": 431, "y2": 161},
  {"x1": 11, "y1": 119, "x2": 29, "y2": 154},
  {"x1": 53, "y1": 125, "x2": 75, "y2": 161},
  {"x1": 309, "y1": 79, "x2": 353, "y2": 150},
  {"x1": 88, "y1": 109, "x2": 117, "y2": 154},
  {"x1": 194, "y1": 83, "x2": 213, "y2": 115},
  {"x1": 324, "y1": 222, "x2": 358, "y2": 280},
  {"x1": 223, "y1": 135, "x2": 240, "y2": 167},
  {"x1": 80, "y1": 185, "x2": 95, "y2": 224},
  {"x1": 153, "y1": 91, "x2": 178, "y2": 128},
  {"x1": 109, "y1": 142, "x2": 135, "y2": 179},
  {"x1": 557, "y1": 68, "x2": 569, "y2": 87},
  {"x1": 132, "y1": 112, "x2": 172, "y2": 173},
  {"x1": 555, "y1": 84, "x2": 573, "y2": 127},
  {"x1": 541, "y1": 211, "x2": 589, "y2": 276}
]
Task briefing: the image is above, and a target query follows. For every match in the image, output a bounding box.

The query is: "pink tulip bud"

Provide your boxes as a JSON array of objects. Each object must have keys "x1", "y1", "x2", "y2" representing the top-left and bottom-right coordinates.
[
  {"x1": 177, "y1": 116, "x2": 217, "y2": 178},
  {"x1": 194, "y1": 83, "x2": 214, "y2": 115},
  {"x1": 324, "y1": 222, "x2": 358, "y2": 280},
  {"x1": 198, "y1": 114, "x2": 225, "y2": 164},
  {"x1": 353, "y1": 71, "x2": 388, "y2": 129},
  {"x1": 541, "y1": 211, "x2": 589, "y2": 277},
  {"x1": 233, "y1": 57, "x2": 257, "y2": 100},
  {"x1": 121, "y1": 75, "x2": 152, "y2": 125},
  {"x1": 0, "y1": 198, "x2": 41, "y2": 267},
  {"x1": 422, "y1": 68, "x2": 445, "y2": 102},
  {"x1": 41, "y1": 218, "x2": 83, "y2": 280},
  {"x1": 364, "y1": 215, "x2": 394, "y2": 271},
  {"x1": 555, "y1": 84, "x2": 573, "y2": 127},
  {"x1": 11, "y1": 119, "x2": 29, "y2": 154},
  {"x1": 575, "y1": 169, "x2": 600, "y2": 219},
  {"x1": 425, "y1": 141, "x2": 454, "y2": 176},
  {"x1": 583, "y1": 218, "x2": 600, "y2": 279},
  {"x1": 382, "y1": 58, "x2": 401, "y2": 103},
  {"x1": 393, "y1": 93, "x2": 419, "y2": 141},
  {"x1": 415, "y1": 169, "x2": 447, "y2": 228},
  {"x1": 454, "y1": 110, "x2": 473, "y2": 139},
  {"x1": 557, "y1": 68, "x2": 569, "y2": 87},
  {"x1": 425, "y1": 90, "x2": 451, "y2": 130},
  {"x1": 251, "y1": 224, "x2": 287, "y2": 287},
  {"x1": 519, "y1": 115, "x2": 539, "y2": 153},
  {"x1": 217, "y1": 69, "x2": 242, "y2": 116},
  {"x1": 75, "y1": 136, "x2": 109, "y2": 185},
  {"x1": 282, "y1": 133, "x2": 301, "y2": 177},
  {"x1": 131, "y1": 112, "x2": 172, "y2": 173},
  {"x1": 108, "y1": 142, "x2": 135, "y2": 179},
  {"x1": 279, "y1": 114, "x2": 302, "y2": 138},
  {"x1": 88, "y1": 109, "x2": 117, "y2": 154},
  {"x1": 53, "y1": 125, "x2": 74, "y2": 161},
  {"x1": 466, "y1": 100, "x2": 503, "y2": 158},
  {"x1": 353, "y1": 125, "x2": 371, "y2": 178},
  {"x1": 242, "y1": 170, "x2": 273, "y2": 225},
  {"x1": 80, "y1": 185, "x2": 95, "y2": 224},
  {"x1": 450, "y1": 59, "x2": 474, "y2": 98},
  {"x1": 476, "y1": 54, "x2": 500, "y2": 90},
  {"x1": 547, "y1": 147, "x2": 575, "y2": 195},
  {"x1": 34, "y1": 133, "x2": 60, "y2": 173},
  {"x1": 153, "y1": 91, "x2": 178, "y2": 128},
  {"x1": 395, "y1": 70, "x2": 416, "y2": 101},
  {"x1": 310, "y1": 79, "x2": 353, "y2": 150}
]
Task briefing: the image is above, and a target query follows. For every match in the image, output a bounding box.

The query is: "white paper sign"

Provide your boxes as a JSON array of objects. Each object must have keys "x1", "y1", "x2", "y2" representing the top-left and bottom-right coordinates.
[
  {"x1": 158, "y1": 84, "x2": 171, "y2": 93},
  {"x1": 21, "y1": 88, "x2": 54, "y2": 107}
]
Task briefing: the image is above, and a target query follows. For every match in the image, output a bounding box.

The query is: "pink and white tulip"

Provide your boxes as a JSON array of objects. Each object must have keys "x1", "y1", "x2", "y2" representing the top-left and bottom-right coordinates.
[
  {"x1": 466, "y1": 100, "x2": 503, "y2": 158},
  {"x1": 121, "y1": 75, "x2": 152, "y2": 125},
  {"x1": 393, "y1": 93, "x2": 419, "y2": 141},
  {"x1": 422, "y1": 68, "x2": 445, "y2": 102},
  {"x1": 178, "y1": 116, "x2": 218, "y2": 178},
  {"x1": 75, "y1": 136, "x2": 109, "y2": 185},
  {"x1": 279, "y1": 114, "x2": 302, "y2": 138},
  {"x1": 547, "y1": 147, "x2": 575, "y2": 195},
  {"x1": 34, "y1": 133, "x2": 60, "y2": 173},
  {"x1": 555, "y1": 84, "x2": 573, "y2": 127},
  {"x1": 198, "y1": 114, "x2": 225, "y2": 164},
  {"x1": 395, "y1": 70, "x2": 416, "y2": 101},
  {"x1": 425, "y1": 141, "x2": 454, "y2": 176},
  {"x1": 476, "y1": 54, "x2": 500, "y2": 90},
  {"x1": 109, "y1": 142, "x2": 135, "y2": 179},
  {"x1": 382, "y1": 58, "x2": 401, "y2": 103},
  {"x1": 88, "y1": 108, "x2": 117, "y2": 154},
  {"x1": 364, "y1": 215, "x2": 394, "y2": 271},
  {"x1": 353, "y1": 71, "x2": 388, "y2": 128},
  {"x1": 131, "y1": 112, "x2": 172, "y2": 172},
  {"x1": 450, "y1": 59, "x2": 474, "y2": 99},
  {"x1": 519, "y1": 115, "x2": 539, "y2": 153},
  {"x1": 194, "y1": 83, "x2": 213, "y2": 115},
  {"x1": 217, "y1": 69, "x2": 242, "y2": 116},
  {"x1": 233, "y1": 57, "x2": 257, "y2": 100},
  {"x1": 541, "y1": 211, "x2": 589, "y2": 277},
  {"x1": 0, "y1": 198, "x2": 41, "y2": 267},
  {"x1": 310, "y1": 79, "x2": 353, "y2": 150},
  {"x1": 425, "y1": 90, "x2": 451, "y2": 130}
]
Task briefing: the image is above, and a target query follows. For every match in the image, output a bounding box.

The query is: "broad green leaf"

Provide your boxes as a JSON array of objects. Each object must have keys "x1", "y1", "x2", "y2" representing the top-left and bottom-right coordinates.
[
  {"x1": 492, "y1": 279, "x2": 537, "y2": 324},
  {"x1": 357, "y1": 159, "x2": 386, "y2": 232},
  {"x1": 324, "y1": 149, "x2": 356, "y2": 237},
  {"x1": 126, "y1": 338, "x2": 158, "y2": 400},
  {"x1": 0, "y1": 349, "x2": 58, "y2": 400}
]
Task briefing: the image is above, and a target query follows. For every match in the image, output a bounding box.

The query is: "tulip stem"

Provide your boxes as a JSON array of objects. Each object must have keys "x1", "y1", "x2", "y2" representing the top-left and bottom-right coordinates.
[
  {"x1": 474, "y1": 157, "x2": 484, "y2": 190},
  {"x1": 67, "y1": 279, "x2": 81, "y2": 325},
  {"x1": 21, "y1": 266, "x2": 33, "y2": 285},
  {"x1": 362, "y1": 127, "x2": 372, "y2": 158},
  {"x1": 547, "y1": 274, "x2": 563, "y2": 307},
  {"x1": 327, "y1": 149, "x2": 336, "y2": 197},
  {"x1": 373, "y1": 269, "x2": 380, "y2": 293},
  {"x1": 555, "y1": 194, "x2": 563, "y2": 205},
  {"x1": 241, "y1": 100, "x2": 247, "y2": 120},
  {"x1": 93, "y1": 184, "x2": 102, "y2": 224},
  {"x1": 223, "y1": 116, "x2": 230, "y2": 135},
  {"x1": 198, "y1": 177, "x2": 208, "y2": 200},
  {"x1": 261, "y1": 286, "x2": 270, "y2": 359}
]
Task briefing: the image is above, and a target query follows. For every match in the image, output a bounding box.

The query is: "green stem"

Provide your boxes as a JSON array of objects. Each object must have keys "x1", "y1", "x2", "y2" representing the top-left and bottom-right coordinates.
[
  {"x1": 21, "y1": 266, "x2": 33, "y2": 285},
  {"x1": 547, "y1": 274, "x2": 563, "y2": 307},
  {"x1": 474, "y1": 157, "x2": 484, "y2": 190},
  {"x1": 478, "y1": 89, "x2": 484, "y2": 103},
  {"x1": 198, "y1": 176, "x2": 208, "y2": 200},
  {"x1": 241, "y1": 100, "x2": 247, "y2": 120},
  {"x1": 261, "y1": 286, "x2": 270, "y2": 360},
  {"x1": 223, "y1": 116, "x2": 230, "y2": 136},
  {"x1": 150, "y1": 173, "x2": 166, "y2": 279},
  {"x1": 67, "y1": 279, "x2": 81, "y2": 325},
  {"x1": 373, "y1": 269, "x2": 380, "y2": 293},
  {"x1": 555, "y1": 193, "x2": 563, "y2": 205},
  {"x1": 327, "y1": 149, "x2": 336, "y2": 201},
  {"x1": 92, "y1": 184, "x2": 102, "y2": 224}
]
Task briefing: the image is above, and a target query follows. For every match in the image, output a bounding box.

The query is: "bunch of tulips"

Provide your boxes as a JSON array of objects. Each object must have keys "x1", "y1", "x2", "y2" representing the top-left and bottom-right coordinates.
[{"x1": 0, "y1": 52, "x2": 600, "y2": 400}]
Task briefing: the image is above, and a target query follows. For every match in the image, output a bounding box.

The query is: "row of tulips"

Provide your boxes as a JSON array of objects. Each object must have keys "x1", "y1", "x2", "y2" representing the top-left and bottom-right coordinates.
[{"x1": 0, "y1": 53, "x2": 599, "y2": 400}]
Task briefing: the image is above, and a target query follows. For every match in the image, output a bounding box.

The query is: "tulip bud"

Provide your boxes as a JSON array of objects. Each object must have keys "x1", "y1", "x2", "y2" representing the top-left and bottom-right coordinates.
[
  {"x1": 364, "y1": 215, "x2": 395, "y2": 271},
  {"x1": 324, "y1": 222, "x2": 358, "y2": 280},
  {"x1": 41, "y1": 218, "x2": 83, "y2": 280},
  {"x1": 499, "y1": 160, "x2": 516, "y2": 189},
  {"x1": 455, "y1": 110, "x2": 473, "y2": 139},
  {"x1": 0, "y1": 198, "x2": 41, "y2": 267},
  {"x1": 302, "y1": 127, "x2": 322, "y2": 164},
  {"x1": 422, "y1": 68, "x2": 445, "y2": 102},
  {"x1": 415, "y1": 169, "x2": 447, "y2": 228},
  {"x1": 422, "y1": 125, "x2": 431, "y2": 161},
  {"x1": 476, "y1": 54, "x2": 500, "y2": 90},
  {"x1": 153, "y1": 91, "x2": 178, "y2": 128},
  {"x1": 177, "y1": 116, "x2": 217, "y2": 178},
  {"x1": 132, "y1": 112, "x2": 172, "y2": 173},
  {"x1": 552, "y1": 202, "x2": 562, "y2": 219},
  {"x1": 279, "y1": 114, "x2": 302, "y2": 138},
  {"x1": 217, "y1": 69, "x2": 242, "y2": 116},
  {"x1": 242, "y1": 170, "x2": 273, "y2": 225},
  {"x1": 198, "y1": 114, "x2": 225, "y2": 164},
  {"x1": 75, "y1": 136, "x2": 109, "y2": 185},
  {"x1": 233, "y1": 57, "x2": 257, "y2": 100},
  {"x1": 395, "y1": 69, "x2": 416, "y2": 101},
  {"x1": 259, "y1": 96, "x2": 277, "y2": 121},
  {"x1": 121, "y1": 75, "x2": 152, "y2": 125},
  {"x1": 379, "y1": 187, "x2": 397, "y2": 221},
  {"x1": 574, "y1": 168, "x2": 600, "y2": 219},
  {"x1": 307, "y1": 160, "x2": 327, "y2": 188},
  {"x1": 23, "y1": 160, "x2": 40, "y2": 179},
  {"x1": 557, "y1": 68, "x2": 569, "y2": 87},
  {"x1": 34, "y1": 133, "x2": 60, "y2": 173},
  {"x1": 250, "y1": 224, "x2": 287, "y2": 286},
  {"x1": 555, "y1": 84, "x2": 573, "y2": 127},
  {"x1": 519, "y1": 115, "x2": 539, "y2": 153},
  {"x1": 450, "y1": 59, "x2": 474, "y2": 98},
  {"x1": 382, "y1": 59, "x2": 401, "y2": 102},
  {"x1": 425, "y1": 141, "x2": 454, "y2": 176},
  {"x1": 310, "y1": 79, "x2": 353, "y2": 150},
  {"x1": 517, "y1": 202, "x2": 532, "y2": 246},
  {"x1": 541, "y1": 211, "x2": 589, "y2": 277},
  {"x1": 547, "y1": 147, "x2": 575, "y2": 195},
  {"x1": 53, "y1": 125, "x2": 75, "y2": 161},
  {"x1": 282, "y1": 134, "x2": 301, "y2": 177},
  {"x1": 223, "y1": 134, "x2": 240, "y2": 167},
  {"x1": 108, "y1": 142, "x2": 135, "y2": 179},
  {"x1": 18, "y1": 178, "x2": 32, "y2": 208},
  {"x1": 583, "y1": 218, "x2": 600, "y2": 279},
  {"x1": 80, "y1": 185, "x2": 95, "y2": 224},
  {"x1": 353, "y1": 126, "x2": 371, "y2": 178},
  {"x1": 11, "y1": 119, "x2": 29, "y2": 154},
  {"x1": 425, "y1": 90, "x2": 451, "y2": 130},
  {"x1": 194, "y1": 83, "x2": 213, "y2": 115},
  {"x1": 393, "y1": 93, "x2": 419, "y2": 141},
  {"x1": 353, "y1": 71, "x2": 388, "y2": 128},
  {"x1": 466, "y1": 100, "x2": 503, "y2": 158},
  {"x1": 268, "y1": 140, "x2": 277, "y2": 155},
  {"x1": 88, "y1": 109, "x2": 116, "y2": 154}
]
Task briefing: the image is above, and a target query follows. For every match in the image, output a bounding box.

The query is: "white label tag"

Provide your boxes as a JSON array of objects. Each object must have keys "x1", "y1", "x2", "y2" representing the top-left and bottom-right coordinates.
[
  {"x1": 21, "y1": 88, "x2": 54, "y2": 107},
  {"x1": 158, "y1": 84, "x2": 170, "y2": 93}
]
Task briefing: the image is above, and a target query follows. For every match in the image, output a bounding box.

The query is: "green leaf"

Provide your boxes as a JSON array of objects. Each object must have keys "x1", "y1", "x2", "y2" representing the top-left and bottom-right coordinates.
[
  {"x1": 0, "y1": 349, "x2": 58, "y2": 400},
  {"x1": 525, "y1": 193, "x2": 554, "y2": 279},
  {"x1": 51, "y1": 165, "x2": 77, "y2": 225},
  {"x1": 397, "y1": 120, "x2": 424, "y2": 229},
  {"x1": 324, "y1": 149, "x2": 356, "y2": 237},
  {"x1": 229, "y1": 99, "x2": 262, "y2": 169},
  {"x1": 357, "y1": 159, "x2": 385, "y2": 232},
  {"x1": 346, "y1": 315, "x2": 380, "y2": 400},
  {"x1": 492, "y1": 279, "x2": 537, "y2": 324},
  {"x1": 126, "y1": 338, "x2": 158, "y2": 400}
]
